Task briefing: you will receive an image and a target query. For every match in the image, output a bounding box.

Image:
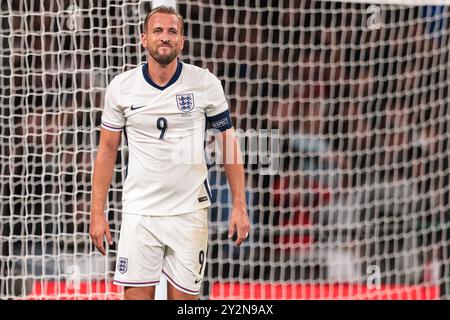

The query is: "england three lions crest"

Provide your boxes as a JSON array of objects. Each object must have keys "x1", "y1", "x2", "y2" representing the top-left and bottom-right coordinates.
[
  {"x1": 176, "y1": 93, "x2": 195, "y2": 112},
  {"x1": 118, "y1": 257, "x2": 128, "y2": 274}
]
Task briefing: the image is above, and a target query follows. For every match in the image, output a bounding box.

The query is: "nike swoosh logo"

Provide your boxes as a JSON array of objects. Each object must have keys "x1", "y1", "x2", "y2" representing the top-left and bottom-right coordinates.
[
  {"x1": 130, "y1": 104, "x2": 146, "y2": 111},
  {"x1": 194, "y1": 279, "x2": 202, "y2": 284}
]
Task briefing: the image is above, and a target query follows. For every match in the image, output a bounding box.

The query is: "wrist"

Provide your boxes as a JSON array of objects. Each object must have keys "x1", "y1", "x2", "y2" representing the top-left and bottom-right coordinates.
[
  {"x1": 233, "y1": 199, "x2": 246, "y2": 206},
  {"x1": 91, "y1": 204, "x2": 105, "y2": 216},
  {"x1": 233, "y1": 200, "x2": 247, "y2": 211}
]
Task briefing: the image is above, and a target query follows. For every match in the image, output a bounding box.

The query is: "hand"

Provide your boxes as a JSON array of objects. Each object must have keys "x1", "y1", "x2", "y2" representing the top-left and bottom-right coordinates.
[
  {"x1": 228, "y1": 204, "x2": 250, "y2": 246},
  {"x1": 89, "y1": 213, "x2": 113, "y2": 255}
]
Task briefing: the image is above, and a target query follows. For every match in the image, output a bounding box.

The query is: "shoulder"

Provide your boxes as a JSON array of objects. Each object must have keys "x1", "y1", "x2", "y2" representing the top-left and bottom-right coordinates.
[
  {"x1": 181, "y1": 62, "x2": 219, "y2": 82},
  {"x1": 111, "y1": 65, "x2": 142, "y2": 85},
  {"x1": 181, "y1": 61, "x2": 206, "y2": 74},
  {"x1": 106, "y1": 65, "x2": 142, "y2": 96}
]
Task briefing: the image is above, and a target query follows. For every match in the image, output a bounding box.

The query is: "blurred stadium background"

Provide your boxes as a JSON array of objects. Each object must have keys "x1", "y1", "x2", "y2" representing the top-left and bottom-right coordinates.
[{"x1": 1, "y1": 0, "x2": 450, "y2": 299}]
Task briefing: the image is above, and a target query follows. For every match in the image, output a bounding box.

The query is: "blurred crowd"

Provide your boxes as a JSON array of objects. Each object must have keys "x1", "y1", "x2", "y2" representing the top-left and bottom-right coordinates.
[{"x1": 1, "y1": 0, "x2": 450, "y2": 298}]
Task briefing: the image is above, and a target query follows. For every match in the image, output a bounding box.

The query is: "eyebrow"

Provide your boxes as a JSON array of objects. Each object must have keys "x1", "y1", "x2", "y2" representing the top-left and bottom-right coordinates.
[{"x1": 151, "y1": 26, "x2": 179, "y2": 34}]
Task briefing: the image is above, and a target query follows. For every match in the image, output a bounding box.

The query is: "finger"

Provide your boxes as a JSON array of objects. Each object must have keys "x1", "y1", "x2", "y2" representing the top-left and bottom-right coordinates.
[
  {"x1": 236, "y1": 236, "x2": 245, "y2": 246},
  {"x1": 96, "y1": 237, "x2": 106, "y2": 255},
  {"x1": 236, "y1": 232, "x2": 246, "y2": 246},
  {"x1": 228, "y1": 221, "x2": 236, "y2": 239},
  {"x1": 106, "y1": 225, "x2": 113, "y2": 246},
  {"x1": 236, "y1": 225, "x2": 250, "y2": 246}
]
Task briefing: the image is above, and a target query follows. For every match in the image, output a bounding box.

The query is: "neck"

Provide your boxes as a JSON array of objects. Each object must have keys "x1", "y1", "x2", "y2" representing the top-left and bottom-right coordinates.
[{"x1": 146, "y1": 56, "x2": 178, "y2": 87}]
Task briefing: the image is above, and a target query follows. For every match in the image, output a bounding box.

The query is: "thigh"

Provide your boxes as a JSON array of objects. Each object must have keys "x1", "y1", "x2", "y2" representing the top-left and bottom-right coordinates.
[
  {"x1": 161, "y1": 209, "x2": 208, "y2": 297},
  {"x1": 167, "y1": 282, "x2": 198, "y2": 300},
  {"x1": 124, "y1": 286, "x2": 156, "y2": 300},
  {"x1": 113, "y1": 213, "x2": 165, "y2": 287}
]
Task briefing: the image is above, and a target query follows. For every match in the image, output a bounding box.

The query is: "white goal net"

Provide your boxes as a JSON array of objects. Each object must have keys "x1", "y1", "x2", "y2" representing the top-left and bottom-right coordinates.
[{"x1": 1, "y1": 0, "x2": 450, "y2": 300}]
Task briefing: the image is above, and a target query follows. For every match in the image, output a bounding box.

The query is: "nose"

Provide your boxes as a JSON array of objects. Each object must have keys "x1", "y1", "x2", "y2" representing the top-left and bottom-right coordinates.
[{"x1": 161, "y1": 31, "x2": 171, "y2": 43}]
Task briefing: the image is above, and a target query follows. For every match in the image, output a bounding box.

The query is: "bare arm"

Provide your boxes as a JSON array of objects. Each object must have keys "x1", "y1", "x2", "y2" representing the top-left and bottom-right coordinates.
[
  {"x1": 221, "y1": 128, "x2": 250, "y2": 246},
  {"x1": 90, "y1": 128, "x2": 121, "y2": 255}
]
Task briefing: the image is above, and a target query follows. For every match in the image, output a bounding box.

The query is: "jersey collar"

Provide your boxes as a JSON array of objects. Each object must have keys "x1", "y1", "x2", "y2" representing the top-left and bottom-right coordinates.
[{"x1": 142, "y1": 61, "x2": 183, "y2": 91}]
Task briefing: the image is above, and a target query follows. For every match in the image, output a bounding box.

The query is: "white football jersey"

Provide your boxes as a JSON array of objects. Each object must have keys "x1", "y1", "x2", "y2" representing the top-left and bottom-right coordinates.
[{"x1": 101, "y1": 61, "x2": 233, "y2": 216}]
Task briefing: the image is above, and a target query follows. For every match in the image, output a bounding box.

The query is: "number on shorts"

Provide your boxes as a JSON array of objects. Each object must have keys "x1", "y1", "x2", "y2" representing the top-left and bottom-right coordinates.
[
  {"x1": 156, "y1": 117, "x2": 168, "y2": 140},
  {"x1": 199, "y1": 250, "x2": 205, "y2": 274}
]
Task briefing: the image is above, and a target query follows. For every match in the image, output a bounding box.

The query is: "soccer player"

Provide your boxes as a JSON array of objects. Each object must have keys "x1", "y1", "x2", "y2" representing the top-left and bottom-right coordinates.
[{"x1": 89, "y1": 6, "x2": 250, "y2": 300}]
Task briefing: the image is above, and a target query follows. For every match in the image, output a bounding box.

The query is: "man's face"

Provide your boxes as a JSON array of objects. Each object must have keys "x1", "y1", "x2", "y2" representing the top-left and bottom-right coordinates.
[{"x1": 141, "y1": 13, "x2": 184, "y2": 66}]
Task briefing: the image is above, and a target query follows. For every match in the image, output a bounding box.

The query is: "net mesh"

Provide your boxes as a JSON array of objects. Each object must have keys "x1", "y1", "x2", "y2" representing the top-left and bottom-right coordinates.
[{"x1": 1, "y1": 0, "x2": 450, "y2": 300}]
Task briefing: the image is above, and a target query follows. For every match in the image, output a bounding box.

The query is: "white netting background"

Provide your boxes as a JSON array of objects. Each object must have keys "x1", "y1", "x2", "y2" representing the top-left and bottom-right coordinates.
[{"x1": 1, "y1": 0, "x2": 450, "y2": 299}]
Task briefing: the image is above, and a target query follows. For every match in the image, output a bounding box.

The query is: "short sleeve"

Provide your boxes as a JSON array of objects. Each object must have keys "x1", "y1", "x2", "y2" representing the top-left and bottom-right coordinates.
[
  {"x1": 204, "y1": 71, "x2": 229, "y2": 117},
  {"x1": 204, "y1": 71, "x2": 233, "y2": 132},
  {"x1": 101, "y1": 78, "x2": 125, "y2": 132}
]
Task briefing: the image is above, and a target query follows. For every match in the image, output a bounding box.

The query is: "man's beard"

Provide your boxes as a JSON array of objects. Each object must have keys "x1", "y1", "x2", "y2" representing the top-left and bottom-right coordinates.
[{"x1": 149, "y1": 45, "x2": 179, "y2": 66}]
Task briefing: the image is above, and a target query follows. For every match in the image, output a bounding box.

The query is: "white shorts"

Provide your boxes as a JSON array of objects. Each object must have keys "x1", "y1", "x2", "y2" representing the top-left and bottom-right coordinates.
[{"x1": 113, "y1": 209, "x2": 208, "y2": 296}]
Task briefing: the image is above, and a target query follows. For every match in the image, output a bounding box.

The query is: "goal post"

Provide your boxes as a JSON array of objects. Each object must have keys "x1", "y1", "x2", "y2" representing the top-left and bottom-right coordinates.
[{"x1": 1, "y1": 0, "x2": 450, "y2": 300}]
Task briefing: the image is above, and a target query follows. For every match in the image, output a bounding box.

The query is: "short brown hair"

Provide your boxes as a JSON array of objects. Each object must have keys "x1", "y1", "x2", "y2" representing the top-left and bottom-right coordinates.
[{"x1": 143, "y1": 6, "x2": 184, "y2": 35}]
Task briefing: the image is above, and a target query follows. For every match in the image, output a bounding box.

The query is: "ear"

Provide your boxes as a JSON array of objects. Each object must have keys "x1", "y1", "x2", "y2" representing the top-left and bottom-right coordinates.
[
  {"x1": 141, "y1": 33, "x2": 148, "y2": 49},
  {"x1": 180, "y1": 35, "x2": 186, "y2": 51}
]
